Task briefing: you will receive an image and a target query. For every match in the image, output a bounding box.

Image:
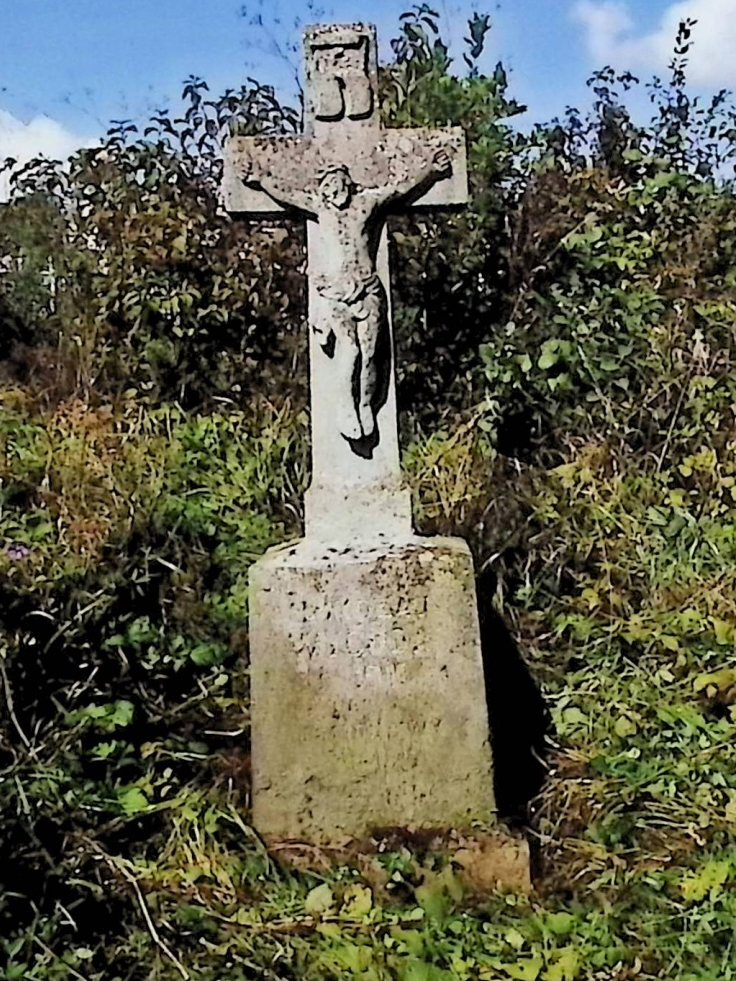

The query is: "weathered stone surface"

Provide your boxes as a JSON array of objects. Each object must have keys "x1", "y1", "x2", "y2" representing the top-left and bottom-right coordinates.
[
  {"x1": 224, "y1": 23, "x2": 522, "y2": 874},
  {"x1": 304, "y1": 24, "x2": 378, "y2": 128},
  {"x1": 222, "y1": 23, "x2": 468, "y2": 541},
  {"x1": 222, "y1": 130, "x2": 469, "y2": 215},
  {"x1": 249, "y1": 535, "x2": 496, "y2": 842}
]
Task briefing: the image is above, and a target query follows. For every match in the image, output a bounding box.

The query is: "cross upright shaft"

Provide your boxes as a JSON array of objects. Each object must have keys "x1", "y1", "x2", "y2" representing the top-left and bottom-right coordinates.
[{"x1": 223, "y1": 23, "x2": 468, "y2": 542}]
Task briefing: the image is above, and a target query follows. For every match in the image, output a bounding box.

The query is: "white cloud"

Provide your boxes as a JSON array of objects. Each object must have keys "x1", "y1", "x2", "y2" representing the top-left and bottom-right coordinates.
[
  {"x1": 572, "y1": 0, "x2": 636, "y2": 63},
  {"x1": 572, "y1": 0, "x2": 736, "y2": 89},
  {"x1": 0, "y1": 109, "x2": 92, "y2": 201}
]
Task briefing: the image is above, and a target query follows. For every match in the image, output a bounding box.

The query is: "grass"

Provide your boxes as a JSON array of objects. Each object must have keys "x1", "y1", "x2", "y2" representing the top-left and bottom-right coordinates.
[{"x1": 1, "y1": 394, "x2": 736, "y2": 981}]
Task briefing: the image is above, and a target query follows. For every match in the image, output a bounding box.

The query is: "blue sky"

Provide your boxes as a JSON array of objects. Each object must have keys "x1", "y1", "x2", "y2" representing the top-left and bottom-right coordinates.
[{"x1": 1, "y1": 0, "x2": 735, "y2": 169}]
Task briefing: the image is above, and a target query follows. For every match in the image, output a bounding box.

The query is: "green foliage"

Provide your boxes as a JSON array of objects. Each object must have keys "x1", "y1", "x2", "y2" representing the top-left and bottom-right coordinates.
[
  {"x1": 0, "y1": 77, "x2": 304, "y2": 408},
  {"x1": 4, "y1": 6, "x2": 736, "y2": 981},
  {"x1": 381, "y1": 5, "x2": 527, "y2": 422}
]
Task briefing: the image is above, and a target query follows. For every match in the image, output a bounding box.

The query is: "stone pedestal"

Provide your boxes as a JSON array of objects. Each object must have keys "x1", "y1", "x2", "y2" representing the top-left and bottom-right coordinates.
[{"x1": 248, "y1": 535, "x2": 496, "y2": 842}]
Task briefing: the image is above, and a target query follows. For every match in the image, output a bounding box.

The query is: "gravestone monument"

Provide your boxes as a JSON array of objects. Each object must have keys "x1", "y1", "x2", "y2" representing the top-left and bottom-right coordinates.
[{"x1": 223, "y1": 24, "x2": 500, "y2": 845}]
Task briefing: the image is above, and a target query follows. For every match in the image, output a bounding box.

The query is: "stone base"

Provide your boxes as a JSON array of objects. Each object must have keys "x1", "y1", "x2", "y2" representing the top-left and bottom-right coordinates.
[
  {"x1": 248, "y1": 534, "x2": 496, "y2": 842},
  {"x1": 267, "y1": 826, "x2": 532, "y2": 894}
]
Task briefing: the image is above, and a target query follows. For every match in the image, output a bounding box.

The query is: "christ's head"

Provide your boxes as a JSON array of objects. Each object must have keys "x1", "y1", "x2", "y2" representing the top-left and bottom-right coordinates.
[{"x1": 318, "y1": 166, "x2": 355, "y2": 210}]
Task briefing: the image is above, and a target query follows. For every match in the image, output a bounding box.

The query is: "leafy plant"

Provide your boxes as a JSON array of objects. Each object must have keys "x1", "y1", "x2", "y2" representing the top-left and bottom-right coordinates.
[{"x1": 3, "y1": 7, "x2": 736, "y2": 981}]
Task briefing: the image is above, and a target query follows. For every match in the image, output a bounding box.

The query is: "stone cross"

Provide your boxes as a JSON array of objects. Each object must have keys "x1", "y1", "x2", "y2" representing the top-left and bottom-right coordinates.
[
  {"x1": 224, "y1": 24, "x2": 508, "y2": 861},
  {"x1": 223, "y1": 23, "x2": 467, "y2": 541}
]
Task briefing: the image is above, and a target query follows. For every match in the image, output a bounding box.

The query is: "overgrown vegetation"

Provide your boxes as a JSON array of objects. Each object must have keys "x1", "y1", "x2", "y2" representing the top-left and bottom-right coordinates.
[{"x1": 3, "y1": 6, "x2": 736, "y2": 979}]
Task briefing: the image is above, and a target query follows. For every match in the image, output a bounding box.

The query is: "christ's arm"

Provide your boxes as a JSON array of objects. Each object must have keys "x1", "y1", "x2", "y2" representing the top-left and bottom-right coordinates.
[
  {"x1": 242, "y1": 171, "x2": 317, "y2": 216},
  {"x1": 372, "y1": 149, "x2": 453, "y2": 208}
]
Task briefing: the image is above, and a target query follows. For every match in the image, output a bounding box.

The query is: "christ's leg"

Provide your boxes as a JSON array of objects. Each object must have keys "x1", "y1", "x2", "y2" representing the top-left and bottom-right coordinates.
[
  {"x1": 356, "y1": 321, "x2": 377, "y2": 439},
  {"x1": 314, "y1": 291, "x2": 363, "y2": 443},
  {"x1": 355, "y1": 282, "x2": 388, "y2": 440},
  {"x1": 334, "y1": 320, "x2": 363, "y2": 442}
]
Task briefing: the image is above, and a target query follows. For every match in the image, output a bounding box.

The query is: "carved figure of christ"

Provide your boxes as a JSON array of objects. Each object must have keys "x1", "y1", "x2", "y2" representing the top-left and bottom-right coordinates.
[{"x1": 241, "y1": 150, "x2": 452, "y2": 454}]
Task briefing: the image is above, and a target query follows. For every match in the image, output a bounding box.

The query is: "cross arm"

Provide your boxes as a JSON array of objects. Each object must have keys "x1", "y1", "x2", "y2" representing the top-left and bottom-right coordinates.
[
  {"x1": 368, "y1": 128, "x2": 469, "y2": 210},
  {"x1": 222, "y1": 136, "x2": 318, "y2": 217},
  {"x1": 375, "y1": 147, "x2": 451, "y2": 208}
]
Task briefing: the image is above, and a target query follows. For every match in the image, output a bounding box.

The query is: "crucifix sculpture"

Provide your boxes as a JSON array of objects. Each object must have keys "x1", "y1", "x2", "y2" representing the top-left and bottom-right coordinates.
[
  {"x1": 223, "y1": 22, "x2": 468, "y2": 542},
  {"x1": 222, "y1": 24, "x2": 508, "y2": 857}
]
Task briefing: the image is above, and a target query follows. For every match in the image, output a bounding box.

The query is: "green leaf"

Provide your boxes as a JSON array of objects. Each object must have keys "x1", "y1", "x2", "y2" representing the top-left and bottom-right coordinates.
[
  {"x1": 538, "y1": 350, "x2": 558, "y2": 371},
  {"x1": 92, "y1": 740, "x2": 120, "y2": 760},
  {"x1": 117, "y1": 786, "x2": 149, "y2": 814},
  {"x1": 414, "y1": 869, "x2": 459, "y2": 921},
  {"x1": 614, "y1": 716, "x2": 637, "y2": 738},
  {"x1": 305, "y1": 883, "x2": 335, "y2": 915},
  {"x1": 5, "y1": 965, "x2": 29, "y2": 980},
  {"x1": 109, "y1": 700, "x2": 135, "y2": 728},
  {"x1": 694, "y1": 667, "x2": 736, "y2": 694},
  {"x1": 341, "y1": 883, "x2": 373, "y2": 917},
  {"x1": 680, "y1": 859, "x2": 732, "y2": 902},
  {"x1": 544, "y1": 911, "x2": 575, "y2": 936},
  {"x1": 712, "y1": 620, "x2": 734, "y2": 645},
  {"x1": 338, "y1": 942, "x2": 374, "y2": 974},
  {"x1": 28, "y1": 520, "x2": 53, "y2": 540},
  {"x1": 561, "y1": 707, "x2": 587, "y2": 727},
  {"x1": 415, "y1": 880, "x2": 448, "y2": 920},
  {"x1": 503, "y1": 956, "x2": 544, "y2": 980},
  {"x1": 401, "y1": 960, "x2": 453, "y2": 981},
  {"x1": 543, "y1": 947, "x2": 581, "y2": 981},
  {"x1": 645, "y1": 506, "x2": 669, "y2": 527},
  {"x1": 189, "y1": 643, "x2": 222, "y2": 667},
  {"x1": 505, "y1": 927, "x2": 525, "y2": 950}
]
